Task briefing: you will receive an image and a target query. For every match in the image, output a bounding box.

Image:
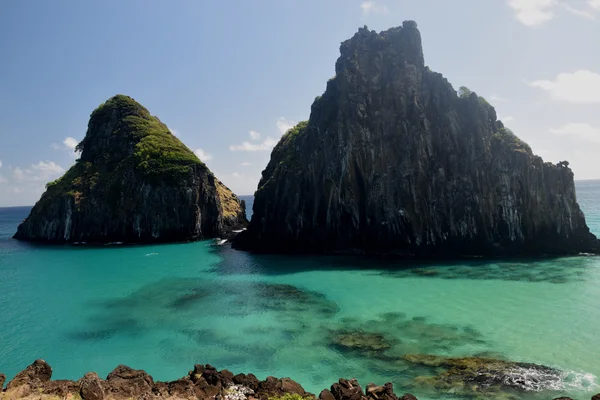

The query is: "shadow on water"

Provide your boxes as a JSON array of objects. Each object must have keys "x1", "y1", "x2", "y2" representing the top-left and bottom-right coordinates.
[{"x1": 208, "y1": 244, "x2": 598, "y2": 284}]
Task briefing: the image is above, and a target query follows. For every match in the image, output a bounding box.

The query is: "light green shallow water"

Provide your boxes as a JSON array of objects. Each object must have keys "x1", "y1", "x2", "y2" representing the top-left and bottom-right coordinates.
[{"x1": 0, "y1": 181, "x2": 599, "y2": 400}]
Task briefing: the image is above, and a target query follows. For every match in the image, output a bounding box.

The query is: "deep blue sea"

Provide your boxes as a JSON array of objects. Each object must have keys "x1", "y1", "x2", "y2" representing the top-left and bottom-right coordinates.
[{"x1": 1, "y1": 187, "x2": 600, "y2": 399}]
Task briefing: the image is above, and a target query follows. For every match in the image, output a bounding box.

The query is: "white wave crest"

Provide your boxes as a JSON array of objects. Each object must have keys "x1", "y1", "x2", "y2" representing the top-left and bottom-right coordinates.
[{"x1": 502, "y1": 366, "x2": 598, "y2": 392}]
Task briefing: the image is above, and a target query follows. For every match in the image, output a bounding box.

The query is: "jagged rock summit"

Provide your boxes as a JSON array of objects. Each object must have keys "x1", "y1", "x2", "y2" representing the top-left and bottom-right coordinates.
[
  {"x1": 235, "y1": 22, "x2": 600, "y2": 257},
  {"x1": 14, "y1": 94, "x2": 246, "y2": 244}
]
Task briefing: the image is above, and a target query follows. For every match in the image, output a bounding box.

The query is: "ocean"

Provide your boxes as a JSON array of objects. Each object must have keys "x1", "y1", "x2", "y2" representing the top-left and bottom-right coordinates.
[{"x1": 1, "y1": 185, "x2": 599, "y2": 399}]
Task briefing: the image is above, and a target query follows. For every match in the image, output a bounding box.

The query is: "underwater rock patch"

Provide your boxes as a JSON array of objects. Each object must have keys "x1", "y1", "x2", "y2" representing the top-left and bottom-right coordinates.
[
  {"x1": 67, "y1": 279, "x2": 338, "y2": 343},
  {"x1": 323, "y1": 311, "x2": 488, "y2": 364},
  {"x1": 330, "y1": 331, "x2": 396, "y2": 357}
]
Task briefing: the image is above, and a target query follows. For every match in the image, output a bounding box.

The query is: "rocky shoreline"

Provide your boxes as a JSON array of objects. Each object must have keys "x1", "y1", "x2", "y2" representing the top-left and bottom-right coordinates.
[
  {"x1": 1, "y1": 360, "x2": 598, "y2": 400},
  {"x1": 0, "y1": 360, "x2": 416, "y2": 400}
]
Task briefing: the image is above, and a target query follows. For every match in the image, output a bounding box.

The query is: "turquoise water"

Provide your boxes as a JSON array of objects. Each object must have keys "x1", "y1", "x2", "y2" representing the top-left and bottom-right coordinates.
[{"x1": 1, "y1": 185, "x2": 600, "y2": 399}]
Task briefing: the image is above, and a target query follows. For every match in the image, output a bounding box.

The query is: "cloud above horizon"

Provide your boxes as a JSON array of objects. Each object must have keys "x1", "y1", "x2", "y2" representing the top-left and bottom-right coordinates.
[
  {"x1": 360, "y1": 1, "x2": 389, "y2": 15},
  {"x1": 529, "y1": 70, "x2": 600, "y2": 103},
  {"x1": 13, "y1": 161, "x2": 65, "y2": 183},
  {"x1": 508, "y1": 0, "x2": 600, "y2": 26},
  {"x1": 551, "y1": 122, "x2": 600, "y2": 144},
  {"x1": 229, "y1": 118, "x2": 298, "y2": 152},
  {"x1": 194, "y1": 148, "x2": 213, "y2": 161}
]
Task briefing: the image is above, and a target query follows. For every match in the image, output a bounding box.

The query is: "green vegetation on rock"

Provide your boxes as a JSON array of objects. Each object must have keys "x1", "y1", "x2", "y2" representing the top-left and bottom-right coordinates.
[
  {"x1": 492, "y1": 127, "x2": 532, "y2": 154},
  {"x1": 14, "y1": 94, "x2": 246, "y2": 243},
  {"x1": 257, "y1": 120, "x2": 308, "y2": 192},
  {"x1": 78, "y1": 94, "x2": 204, "y2": 184}
]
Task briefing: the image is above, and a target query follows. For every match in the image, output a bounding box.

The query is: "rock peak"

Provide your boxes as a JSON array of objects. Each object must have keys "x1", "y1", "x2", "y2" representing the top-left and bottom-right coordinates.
[
  {"x1": 337, "y1": 23, "x2": 424, "y2": 78},
  {"x1": 77, "y1": 94, "x2": 168, "y2": 166}
]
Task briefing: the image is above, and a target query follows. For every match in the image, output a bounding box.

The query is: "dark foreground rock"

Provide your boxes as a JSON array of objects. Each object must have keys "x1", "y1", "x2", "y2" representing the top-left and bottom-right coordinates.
[
  {"x1": 14, "y1": 94, "x2": 246, "y2": 244},
  {"x1": 2, "y1": 359, "x2": 599, "y2": 399},
  {"x1": 0, "y1": 360, "x2": 411, "y2": 400},
  {"x1": 235, "y1": 22, "x2": 600, "y2": 257}
]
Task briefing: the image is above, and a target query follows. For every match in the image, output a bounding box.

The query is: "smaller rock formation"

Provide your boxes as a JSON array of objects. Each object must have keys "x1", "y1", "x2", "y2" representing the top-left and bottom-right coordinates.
[{"x1": 14, "y1": 94, "x2": 246, "y2": 244}]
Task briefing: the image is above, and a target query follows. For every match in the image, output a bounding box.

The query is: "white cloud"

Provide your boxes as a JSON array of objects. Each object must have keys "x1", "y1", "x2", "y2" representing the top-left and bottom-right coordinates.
[
  {"x1": 14, "y1": 161, "x2": 65, "y2": 182},
  {"x1": 508, "y1": 0, "x2": 557, "y2": 26},
  {"x1": 360, "y1": 1, "x2": 389, "y2": 15},
  {"x1": 490, "y1": 95, "x2": 508, "y2": 102},
  {"x1": 63, "y1": 137, "x2": 78, "y2": 150},
  {"x1": 551, "y1": 123, "x2": 600, "y2": 144},
  {"x1": 249, "y1": 130, "x2": 261, "y2": 140},
  {"x1": 501, "y1": 116, "x2": 516, "y2": 123},
  {"x1": 508, "y1": 0, "x2": 600, "y2": 26},
  {"x1": 230, "y1": 118, "x2": 299, "y2": 152},
  {"x1": 31, "y1": 161, "x2": 65, "y2": 177},
  {"x1": 563, "y1": 4, "x2": 596, "y2": 19},
  {"x1": 229, "y1": 137, "x2": 278, "y2": 152},
  {"x1": 0, "y1": 159, "x2": 2, "y2": 169},
  {"x1": 240, "y1": 162, "x2": 252, "y2": 166},
  {"x1": 529, "y1": 70, "x2": 600, "y2": 103},
  {"x1": 231, "y1": 172, "x2": 242, "y2": 178},
  {"x1": 276, "y1": 117, "x2": 297, "y2": 135},
  {"x1": 0, "y1": 174, "x2": 6, "y2": 184},
  {"x1": 194, "y1": 148, "x2": 213, "y2": 161},
  {"x1": 52, "y1": 137, "x2": 81, "y2": 157},
  {"x1": 13, "y1": 167, "x2": 24, "y2": 181}
]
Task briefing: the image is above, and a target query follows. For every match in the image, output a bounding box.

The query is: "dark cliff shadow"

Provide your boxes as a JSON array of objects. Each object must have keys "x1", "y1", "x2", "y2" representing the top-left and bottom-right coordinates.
[{"x1": 209, "y1": 244, "x2": 598, "y2": 284}]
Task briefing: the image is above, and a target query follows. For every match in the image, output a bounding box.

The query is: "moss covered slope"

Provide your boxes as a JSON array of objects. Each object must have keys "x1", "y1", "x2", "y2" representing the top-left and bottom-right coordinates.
[{"x1": 14, "y1": 95, "x2": 246, "y2": 243}]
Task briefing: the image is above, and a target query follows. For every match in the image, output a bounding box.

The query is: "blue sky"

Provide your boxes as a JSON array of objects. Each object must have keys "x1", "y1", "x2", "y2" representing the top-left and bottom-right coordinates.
[{"x1": 1, "y1": 0, "x2": 599, "y2": 206}]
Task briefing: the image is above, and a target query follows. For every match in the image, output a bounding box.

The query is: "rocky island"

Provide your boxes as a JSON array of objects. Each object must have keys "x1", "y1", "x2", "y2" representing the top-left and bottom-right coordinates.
[
  {"x1": 13, "y1": 95, "x2": 246, "y2": 244},
  {"x1": 235, "y1": 22, "x2": 600, "y2": 257}
]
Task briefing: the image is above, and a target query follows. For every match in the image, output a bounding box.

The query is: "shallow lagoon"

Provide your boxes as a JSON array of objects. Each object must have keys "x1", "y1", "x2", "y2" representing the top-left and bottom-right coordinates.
[{"x1": 1, "y1": 182, "x2": 599, "y2": 399}]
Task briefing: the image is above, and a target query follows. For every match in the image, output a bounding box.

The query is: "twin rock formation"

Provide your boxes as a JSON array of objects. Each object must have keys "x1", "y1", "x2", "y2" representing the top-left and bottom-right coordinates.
[{"x1": 15, "y1": 22, "x2": 600, "y2": 257}]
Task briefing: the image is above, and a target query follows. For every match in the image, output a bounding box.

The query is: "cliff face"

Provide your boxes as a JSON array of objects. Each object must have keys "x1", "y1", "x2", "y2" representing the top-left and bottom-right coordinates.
[
  {"x1": 235, "y1": 22, "x2": 599, "y2": 257},
  {"x1": 14, "y1": 95, "x2": 246, "y2": 244}
]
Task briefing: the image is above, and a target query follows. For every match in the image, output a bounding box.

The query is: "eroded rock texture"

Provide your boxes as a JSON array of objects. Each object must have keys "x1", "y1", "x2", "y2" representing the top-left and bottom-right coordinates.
[{"x1": 235, "y1": 22, "x2": 599, "y2": 257}]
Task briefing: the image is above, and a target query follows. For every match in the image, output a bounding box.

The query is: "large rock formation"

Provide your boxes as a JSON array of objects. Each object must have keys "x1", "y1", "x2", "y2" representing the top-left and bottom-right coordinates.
[
  {"x1": 235, "y1": 22, "x2": 599, "y2": 257},
  {"x1": 14, "y1": 95, "x2": 246, "y2": 244}
]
